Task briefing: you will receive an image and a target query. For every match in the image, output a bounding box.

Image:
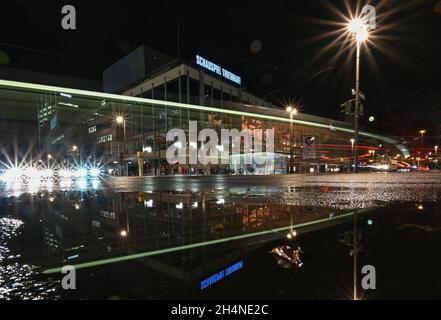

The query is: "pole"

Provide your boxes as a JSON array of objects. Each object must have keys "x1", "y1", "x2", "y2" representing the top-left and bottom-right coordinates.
[
  {"x1": 354, "y1": 41, "x2": 361, "y2": 173},
  {"x1": 123, "y1": 121, "x2": 126, "y2": 144},
  {"x1": 351, "y1": 142, "x2": 355, "y2": 173},
  {"x1": 117, "y1": 138, "x2": 120, "y2": 176},
  {"x1": 353, "y1": 209, "x2": 358, "y2": 300},
  {"x1": 289, "y1": 113, "x2": 294, "y2": 174},
  {"x1": 299, "y1": 128, "x2": 303, "y2": 174},
  {"x1": 124, "y1": 121, "x2": 127, "y2": 176}
]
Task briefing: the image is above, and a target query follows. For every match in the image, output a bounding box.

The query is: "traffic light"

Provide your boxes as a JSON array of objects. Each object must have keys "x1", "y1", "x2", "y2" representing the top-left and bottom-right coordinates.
[{"x1": 340, "y1": 100, "x2": 354, "y2": 115}]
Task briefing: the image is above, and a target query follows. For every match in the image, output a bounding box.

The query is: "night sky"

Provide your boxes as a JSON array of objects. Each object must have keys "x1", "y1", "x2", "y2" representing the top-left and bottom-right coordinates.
[{"x1": 0, "y1": 0, "x2": 440, "y2": 141}]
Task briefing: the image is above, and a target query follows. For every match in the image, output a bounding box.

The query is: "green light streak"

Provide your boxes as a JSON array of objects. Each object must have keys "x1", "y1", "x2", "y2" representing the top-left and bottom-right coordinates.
[
  {"x1": 0, "y1": 79, "x2": 401, "y2": 147},
  {"x1": 41, "y1": 209, "x2": 370, "y2": 274}
]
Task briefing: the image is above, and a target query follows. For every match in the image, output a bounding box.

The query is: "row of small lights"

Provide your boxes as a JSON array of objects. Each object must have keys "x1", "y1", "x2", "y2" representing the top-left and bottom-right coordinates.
[{"x1": 0, "y1": 165, "x2": 102, "y2": 182}]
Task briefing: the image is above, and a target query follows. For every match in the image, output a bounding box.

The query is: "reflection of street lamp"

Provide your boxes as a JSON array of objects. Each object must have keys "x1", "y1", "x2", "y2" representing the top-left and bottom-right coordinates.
[
  {"x1": 286, "y1": 106, "x2": 298, "y2": 174},
  {"x1": 348, "y1": 18, "x2": 369, "y2": 173}
]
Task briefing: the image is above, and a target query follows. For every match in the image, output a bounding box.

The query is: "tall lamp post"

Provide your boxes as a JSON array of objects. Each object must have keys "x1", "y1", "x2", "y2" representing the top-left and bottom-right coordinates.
[
  {"x1": 350, "y1": 138, "x2": 355, "y2": 172},
  {"x1": 348, "y1": 20, "x2": 369, "y2": 301},
  {"x1": 47, "y1": 154, "x2": 52, "y2": 169},
  {"x1": 348, "y1": 19, "x2": 369, "y2": 173},
  {"x1": 419, "y1": 130, "x2": 426, "y2": 149},
  {"x1": 116, "y1": 115, "x2": 127, "y2": 143},
  {"x1": 114, "y1": 114, "x2": 127, "y2": 176},
  {"x1": 72, "y1": 145, "x2": 79, "y2": 165},
  {"x1": 286, "y1": 106, "x2": 298, "y2": 174}
]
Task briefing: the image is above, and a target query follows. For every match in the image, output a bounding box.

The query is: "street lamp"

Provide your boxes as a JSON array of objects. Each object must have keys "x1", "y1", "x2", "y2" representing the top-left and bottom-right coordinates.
[
  {"x1": 47, "y1": 154, "x2": 52, "y2": 168},
  {"x1": 347, "y1": 14, "x2": 373, "y2": 301},
  {"x1": 419, "y1": 130, "x2": 426, "y2": 148},
  {"x1": 72, "y1": 145, "x2": 79, "y2": 159},
  {"x1": 115, "y1": 115, "x2": 124, "y2": 125},
  {"x1": 435, "y1": 145, "x2": 438, "y2": 155},
  {"x1": 114, "y1": 113, "x2": 127, "y2": 139},
  {"x1": 348, "y1": 18, "x2": 369, "y2": 173},
  {"x1": 113, "y1": 113, "x2": 127, "y2": 176},
  {"x1": 286, "y1": 106, "x2": 298, "y2": 174},
  {"x1": 115, "y1": 114, "x2": 127, "y2": 141}
]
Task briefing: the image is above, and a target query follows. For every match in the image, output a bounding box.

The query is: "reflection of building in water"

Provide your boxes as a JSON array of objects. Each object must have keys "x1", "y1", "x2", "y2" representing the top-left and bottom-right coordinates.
[{"x1": 25, "y1": 190, "x2": 347, "y2": 282}]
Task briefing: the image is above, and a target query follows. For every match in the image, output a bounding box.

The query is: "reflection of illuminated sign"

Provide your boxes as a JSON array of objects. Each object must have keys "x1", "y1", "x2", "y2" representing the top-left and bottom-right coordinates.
[
  {"x1": 200, "y1": 260, "x2": 243, "y2": 290},
  {"x1": 196, "y1": 55, "x2": 241, "y2": 85}
]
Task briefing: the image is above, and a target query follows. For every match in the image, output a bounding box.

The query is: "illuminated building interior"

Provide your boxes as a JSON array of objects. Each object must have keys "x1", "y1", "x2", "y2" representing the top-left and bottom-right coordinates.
[{"x1": 0, "y1": 79, "x2": 409, "y2": 177}]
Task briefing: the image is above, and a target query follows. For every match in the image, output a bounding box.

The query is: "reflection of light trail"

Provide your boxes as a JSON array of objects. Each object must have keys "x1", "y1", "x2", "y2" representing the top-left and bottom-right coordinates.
[{"x1": 42, "y1": 208, "x2": 372, "y2": 274}]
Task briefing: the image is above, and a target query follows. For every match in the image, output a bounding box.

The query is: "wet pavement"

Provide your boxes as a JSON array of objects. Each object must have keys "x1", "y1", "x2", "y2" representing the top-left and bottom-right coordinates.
[{"x1": 1, "y1": 172, "x2": 441, "y2": 299}]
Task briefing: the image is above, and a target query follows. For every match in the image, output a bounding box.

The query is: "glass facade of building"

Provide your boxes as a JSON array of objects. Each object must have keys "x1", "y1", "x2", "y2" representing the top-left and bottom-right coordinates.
[{"x1": 0, "y1": 79, "x2": 408, "y2": 176}]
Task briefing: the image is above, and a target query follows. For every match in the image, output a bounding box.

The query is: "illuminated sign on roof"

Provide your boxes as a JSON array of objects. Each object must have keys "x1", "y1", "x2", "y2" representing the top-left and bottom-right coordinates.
[{"x1": 196, "y1": 55, "x2": 242, "y2": 85}]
